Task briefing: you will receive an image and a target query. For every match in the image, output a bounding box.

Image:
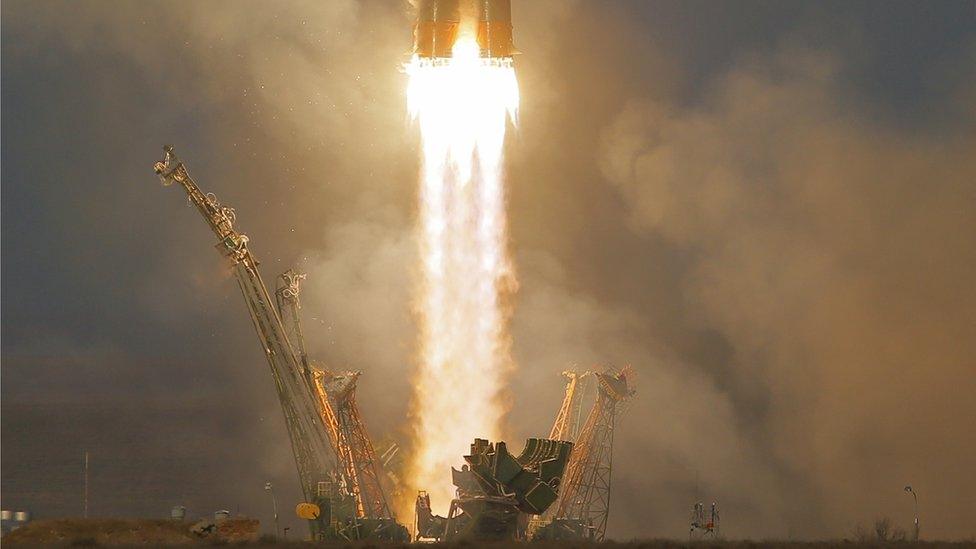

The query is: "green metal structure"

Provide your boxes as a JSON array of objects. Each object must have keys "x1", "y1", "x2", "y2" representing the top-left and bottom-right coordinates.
[{"x1": 415, "y1": 438, "x2": 572, "y2": 541}]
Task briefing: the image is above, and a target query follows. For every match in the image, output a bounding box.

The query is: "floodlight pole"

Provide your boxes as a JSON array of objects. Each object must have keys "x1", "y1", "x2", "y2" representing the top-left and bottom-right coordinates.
[
  {"x1": 904, "y1": 485, "x2": 918, "y2": 541},
  {"x1": 265, "y1": 482, "x2": 280, "y2": 539},
  {"x1": 84, "y1": 451, "x2": 90, "y2": 518}
]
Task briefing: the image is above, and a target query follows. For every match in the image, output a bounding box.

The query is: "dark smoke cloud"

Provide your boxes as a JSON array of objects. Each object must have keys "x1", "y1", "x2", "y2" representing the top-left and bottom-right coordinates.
[{"x1": 3, "y1": 0, "x2": 974, "y2": 541}]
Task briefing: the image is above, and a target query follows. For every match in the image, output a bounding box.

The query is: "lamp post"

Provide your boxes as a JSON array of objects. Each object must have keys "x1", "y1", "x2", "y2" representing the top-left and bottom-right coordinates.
[
  {"x1": 904, "y1": 485, "x2": 918, "y2": 541},
  {"x1": 265, "y1": 482, "x2": 279, "y2": 539},
  {"x1": 83, "y1": 451, "x2": 89, "y2": 519}
]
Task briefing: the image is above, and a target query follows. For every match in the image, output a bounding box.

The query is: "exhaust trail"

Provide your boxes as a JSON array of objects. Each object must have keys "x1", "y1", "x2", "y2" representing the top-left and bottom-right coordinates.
[{"x1": 404, "y1": 32, "x2": 519, "y2": 517}]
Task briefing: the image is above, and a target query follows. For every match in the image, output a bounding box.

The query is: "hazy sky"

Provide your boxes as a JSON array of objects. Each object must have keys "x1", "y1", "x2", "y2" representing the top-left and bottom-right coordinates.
[{"x1": 3, "y1": 0, "x2": 975, "y2": 540}]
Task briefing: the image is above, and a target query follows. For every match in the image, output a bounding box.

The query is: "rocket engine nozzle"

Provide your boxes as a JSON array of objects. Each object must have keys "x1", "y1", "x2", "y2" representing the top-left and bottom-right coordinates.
[{"x1": 413, "y1": 0, "x2": 516, "y2": 59}]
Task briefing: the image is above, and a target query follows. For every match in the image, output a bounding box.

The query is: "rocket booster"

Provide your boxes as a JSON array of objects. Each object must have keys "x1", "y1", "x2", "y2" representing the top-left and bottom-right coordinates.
[{"x1": 413, "y1": 0, "x2": 516, "y2": 59}]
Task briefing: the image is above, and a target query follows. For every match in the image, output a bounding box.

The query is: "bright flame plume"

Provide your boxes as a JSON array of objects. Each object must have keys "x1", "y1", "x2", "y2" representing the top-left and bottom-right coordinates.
[{"x1": 403, "y1": 37, "x2": 519, "y2": 517}]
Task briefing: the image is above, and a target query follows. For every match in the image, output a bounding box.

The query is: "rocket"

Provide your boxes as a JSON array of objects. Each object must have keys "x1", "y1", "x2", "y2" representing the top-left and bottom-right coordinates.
[{"x1": 413, "y1": 0, "x2": 516, "y2": 59}]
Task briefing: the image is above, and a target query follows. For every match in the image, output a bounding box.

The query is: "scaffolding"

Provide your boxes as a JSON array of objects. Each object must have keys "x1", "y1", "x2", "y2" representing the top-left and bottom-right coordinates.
[{"x1": 548, "y1": 366, "x2": 635, "y2": 541}]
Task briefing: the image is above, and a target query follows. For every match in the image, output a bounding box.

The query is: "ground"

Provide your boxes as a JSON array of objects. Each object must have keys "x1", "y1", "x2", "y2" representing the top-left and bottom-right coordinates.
[
  {"x1": 2, "y1": 519, "x2": 975, "y2": 548},
  {"x1": 1, "y1": 517, "x2": 259, "y2": 546}
]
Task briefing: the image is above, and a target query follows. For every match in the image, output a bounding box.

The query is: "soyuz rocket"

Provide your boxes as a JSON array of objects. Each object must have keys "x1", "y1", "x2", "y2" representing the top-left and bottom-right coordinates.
[{"x1": 413, "y1": 0, "x2": 516, "y2": 59}]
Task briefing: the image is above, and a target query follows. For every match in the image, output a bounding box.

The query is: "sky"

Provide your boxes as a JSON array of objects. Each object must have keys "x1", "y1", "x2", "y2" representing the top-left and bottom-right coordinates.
[{"x1": 2, "y1": 0, "x2": 975, "y2": 541}]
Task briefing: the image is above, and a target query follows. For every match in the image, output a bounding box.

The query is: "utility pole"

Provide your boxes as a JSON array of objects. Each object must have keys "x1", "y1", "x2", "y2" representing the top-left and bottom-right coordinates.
[
  {"x1": 904, "y1": 485, "x2": 919, "y2": 541},
  {"x1": 265, "y1": 482, "x2": 279, "y2": 539},
  {"x1": 84, "y1": 451, "x2": 89, "y2": 518}
]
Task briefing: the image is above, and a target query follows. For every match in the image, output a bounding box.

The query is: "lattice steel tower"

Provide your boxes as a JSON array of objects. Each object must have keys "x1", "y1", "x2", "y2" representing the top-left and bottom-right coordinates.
[
  {"x1": 552, "y1": 366, "x2": 635, "y2": 540},
  {"x1": 275, "y1": 270, "x2": 393, "y2": 521},
  {"x1": 153, "y1": 147, "x2": 335, "y2": 537},
  {"x1": 549, "y1": 371, "x2": 591, "y2": 443},
  {"x1": 527, "y1": 370, "x2": 591, "y2": 538}
]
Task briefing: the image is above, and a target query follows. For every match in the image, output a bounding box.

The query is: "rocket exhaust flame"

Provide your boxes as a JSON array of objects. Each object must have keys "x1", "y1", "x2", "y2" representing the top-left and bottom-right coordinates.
[{"x1": 404, "y1": 32, "x2": 519, "y2": 518}]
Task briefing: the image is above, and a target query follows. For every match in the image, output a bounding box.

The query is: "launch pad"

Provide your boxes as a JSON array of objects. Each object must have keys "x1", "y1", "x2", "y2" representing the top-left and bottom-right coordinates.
[
  {"x1": 153, "y1": 1, "x2": 632, "y2": 544},
  {"x1": 152, "y1": 147, "x2": 636, "y2": 542}
]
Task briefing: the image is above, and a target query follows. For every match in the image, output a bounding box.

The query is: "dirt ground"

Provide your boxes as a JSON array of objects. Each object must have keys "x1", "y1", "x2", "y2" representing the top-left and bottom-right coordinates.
[
  {"x1": 1, "y1": 517, "x2": 259, "y2": 546},
  {"x1": 2, "y1": 522, "x2": 974, "y2": 548}
]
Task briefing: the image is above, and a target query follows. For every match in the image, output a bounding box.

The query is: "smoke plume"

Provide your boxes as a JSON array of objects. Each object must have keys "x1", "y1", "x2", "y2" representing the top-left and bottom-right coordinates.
[{"x1": 2, "y1": 0, "x2": 974, "y2": 540}]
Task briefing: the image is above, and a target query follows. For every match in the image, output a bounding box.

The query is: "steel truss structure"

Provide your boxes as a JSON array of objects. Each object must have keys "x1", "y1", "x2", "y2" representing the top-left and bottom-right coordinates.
[
  {"x1": 550, "y1": 366, "x2": 635, "y2": 541},
  {"x1": 154, "y1": 147, "x2": 399, "y2": 539}
]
